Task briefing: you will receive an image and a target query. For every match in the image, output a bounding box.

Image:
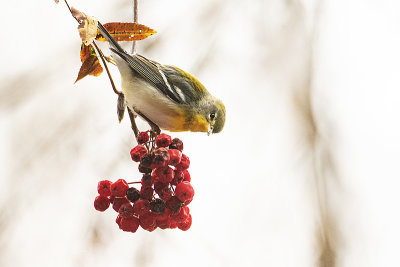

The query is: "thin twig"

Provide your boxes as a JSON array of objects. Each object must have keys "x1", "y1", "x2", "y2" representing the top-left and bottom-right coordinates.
[
  {"x1": 131, "y1": 0, "x2": 138, "y2": 55},
  {"x1": 63, "y1": 0, "x2": 77, "y2": 21},
  {"x1": 92, "y1": 41, "x2": 121, "y2": 95},
  {"x1": 127, "y1": 181, "x2": 141, "y2": 184}
]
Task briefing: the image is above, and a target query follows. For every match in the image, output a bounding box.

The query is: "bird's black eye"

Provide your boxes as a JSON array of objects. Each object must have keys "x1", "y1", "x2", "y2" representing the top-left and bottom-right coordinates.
[{"x1": 210, "y1": 112, "x2": 216, "y2": 120}]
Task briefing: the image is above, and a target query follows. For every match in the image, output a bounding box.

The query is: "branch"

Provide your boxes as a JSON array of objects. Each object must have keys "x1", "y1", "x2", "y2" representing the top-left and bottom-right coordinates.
[
  {"x1": 92, "y1": 42, "x2": 121, "y2": 95},
  {"x1": 131, "y1": 0, "x2": 138, "y2": 55}
]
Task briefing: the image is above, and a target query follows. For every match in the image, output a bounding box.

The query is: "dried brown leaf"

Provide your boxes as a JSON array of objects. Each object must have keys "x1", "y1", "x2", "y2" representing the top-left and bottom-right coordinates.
[
  {"x1": 75, "y1": 46, "x2": 103, "y2": 83},
  {"x1": 96, "y1": 22, "x2": 156, "y2": 41},
  {"x1": 80, "y1": 43, "x2": 95, "y2": 63}
]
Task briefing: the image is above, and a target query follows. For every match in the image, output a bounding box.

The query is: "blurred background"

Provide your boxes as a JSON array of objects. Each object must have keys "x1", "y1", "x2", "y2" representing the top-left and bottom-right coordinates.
[{"x1": 1, "y1": 0, "x2": 400, "y2": 266}]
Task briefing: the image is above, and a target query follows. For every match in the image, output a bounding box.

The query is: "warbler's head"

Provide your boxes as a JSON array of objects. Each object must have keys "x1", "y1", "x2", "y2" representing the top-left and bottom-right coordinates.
[{"x1": 197, "y1": 96, "x2": 226, "y2": 135}]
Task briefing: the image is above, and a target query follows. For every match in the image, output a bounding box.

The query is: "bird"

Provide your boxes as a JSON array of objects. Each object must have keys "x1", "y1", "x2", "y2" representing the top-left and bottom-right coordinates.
[{"x1": 97, "y1": 22, "x2": 226, "y2": 135}]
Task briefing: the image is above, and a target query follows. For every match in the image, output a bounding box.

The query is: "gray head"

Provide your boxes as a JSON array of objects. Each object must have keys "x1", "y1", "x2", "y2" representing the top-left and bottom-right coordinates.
[{"x1": 197, "y1": 96, "x2": 226, "y2": 135}]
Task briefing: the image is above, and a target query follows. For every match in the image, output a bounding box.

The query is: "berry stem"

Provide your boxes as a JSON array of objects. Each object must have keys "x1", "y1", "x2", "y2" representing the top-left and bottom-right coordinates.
[{"x1": 127, "y1": 181, "x2": 141, "y2": 184}]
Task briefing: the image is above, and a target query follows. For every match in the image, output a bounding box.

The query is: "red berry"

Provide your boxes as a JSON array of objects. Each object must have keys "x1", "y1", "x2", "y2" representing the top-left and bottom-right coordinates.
[
  {"x1": 177, "y1": 213, "x2": 192, "y2": 231},
  {"x1": 141, "y1": 173, "x2": 153, "y2": 187},
  {"x1": 120, "y1": 216, "x2": 140, "y2": 232},
  {"x1": 97, "y1": 180, "x2": 112, "y2": 197},
  {"x1": 137, "y1": 131, "x2": 149, "y2": 144},
  {"x1": 156, "y1": 133, "x2": 172, "y2": 147},
  {"x1": 169, "y1": 138, "x2": 184, "y2": 151},
  {"x1": 139, "y1": 212, "x2": 157, "y2": 231},
  {"x1": 140, "y1": 153, "x2": 154, "y2": 168},
  {"x1": 154, "y1": 181, "x2": 168, "y2": 194},
  {"x1": 156, "y1": 216, "x2": 171, "y2": 229},
  {"x1": 169, "y1": 220, "x2": 178, "y2": 229},
  {"x1": 130, "y1": 145, "x2": 148, "y2": 162},
  {"x1": 171, "y1": 206, "x2": 190, "y2": 223},
  {"x1": 94, "y1": 195, "x2": 110, "y2": 212},
  {"x1": 154, "y1": 182, "x2": 172, "y2": 201},
  {"x1": 133, "y1": 199, "x2": 150, "y2": 216},
  {"x1": 171, "y1": 170, "x2": 184, "y2": 185},
  {"x1": 157, "y1": 208, "x2": 170, "y2": 220},
  {"x1": 112, "y1": 197, "x2": 130, "y2": 212},
  {"x1": 184, "y1": 198, "x2": 193, "y2": 206},
  {"x1": 118, "y1": 203, "x2": 135, "y2": 218},
  {"x1": 150, "y1": 148, "x2": 169, "y2": 169},
  {"x1": 126, "y1": 187, "x2": 140, "y2": 203},
  {"x1": 175, "y1": 181, "x2": 194, "y2": 203},
  {"x1": 111, "y1": 179, "x2": 129, "y2": 197},
  {"x1": 150, "y1": 198, "x2": 166, "y2": 214},
  {"x1": 144, "y1": 222, "x2": 158, "y2": 232},
  {"x1": 182, "y1": 169, "x2": 191, "y2": 182},
  {"x1": 175, "y1": 154, "x2": 190, "y2": 171},
  {"x1": 140, "y1": 186, "x2": 154, "y2": 201},
  {"x1": 166, "y1": 196, "x2": 184, "y2": 214},
  {"x1": 158, "y1": 187, "x2": 173, "y2": 201},
  {"x1": 154, "y1": 166, "x2": 175, "y2": 183},
  {"x1": 116, "y1": 214, "x2": 123, "y2": 228},
  {"x1": 138, "y1": 164, "x2": 152, "y2": 174},
  {"x1": 168, "y1": 149, "x2": 182, "y2": 166}
]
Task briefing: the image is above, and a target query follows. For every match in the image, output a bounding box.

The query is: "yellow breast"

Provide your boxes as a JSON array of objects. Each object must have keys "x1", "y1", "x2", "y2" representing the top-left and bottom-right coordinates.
[{"x1": 170, "y1": 112, "x2": 208, "y2": 132}]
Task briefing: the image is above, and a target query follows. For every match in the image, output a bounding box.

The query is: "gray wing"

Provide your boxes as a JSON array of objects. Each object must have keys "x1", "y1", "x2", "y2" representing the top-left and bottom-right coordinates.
[
  {"x1": 160, "y1": 65, "x2": 208, "y2": 104},
  {"x1": 111, "y1": 49, "x2": 186, "y2": 104}
]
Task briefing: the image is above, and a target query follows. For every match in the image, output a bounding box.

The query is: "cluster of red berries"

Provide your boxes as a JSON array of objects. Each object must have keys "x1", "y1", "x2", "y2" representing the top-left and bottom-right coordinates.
[{"x1": 94, "y1": 132, "x2": 194, "y2": 233}]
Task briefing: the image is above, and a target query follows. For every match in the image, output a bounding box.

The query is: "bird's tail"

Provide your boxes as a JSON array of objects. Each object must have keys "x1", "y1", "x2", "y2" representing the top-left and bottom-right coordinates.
[{"x1": 97, "y1": 22, "x2": 125, "y2": 54}]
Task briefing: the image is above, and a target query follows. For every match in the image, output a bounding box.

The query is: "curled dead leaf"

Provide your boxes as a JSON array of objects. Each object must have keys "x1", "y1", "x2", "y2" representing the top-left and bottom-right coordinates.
[
  {"x1": 71, "y1": 6, "x2": 86, "y2": 22},
  {"x1": 79, "y1": 16, "x2": 98, "y2": 45},
  {"x1": 71, "y1": 7, "x2": 98, "y2": 45},
  {"x1": 80, "y1": 43, "x2": 96, "y2": 63},
  {"x1": 75, "y1": 44, "x2": 103, "y2": 83}
]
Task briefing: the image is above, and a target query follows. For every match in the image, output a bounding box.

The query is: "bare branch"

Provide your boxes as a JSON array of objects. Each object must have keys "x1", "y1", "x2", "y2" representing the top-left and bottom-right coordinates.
[
  {"x1": 92, "y1": 42, "x2": 121, "y2": 96},
  {"x1": 63, "y1": 0, "x2": 79, "y2": 23},
  {"x1": 131, "y1": 0, "x2": 138, "y2": 55}
]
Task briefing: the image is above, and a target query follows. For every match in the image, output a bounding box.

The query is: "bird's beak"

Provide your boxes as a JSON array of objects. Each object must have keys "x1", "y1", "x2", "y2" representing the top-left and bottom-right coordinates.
[{"x1": 208, "y1": 125, "x2": 213, "y2": 136}]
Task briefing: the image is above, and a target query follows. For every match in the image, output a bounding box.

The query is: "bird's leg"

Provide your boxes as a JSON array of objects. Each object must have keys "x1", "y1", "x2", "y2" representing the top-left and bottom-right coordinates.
[
  {"x1": 127, "y1": 108, "x2": 139, "y2": 138},
  {"x1": 136, "y1": 111, "x2": 161, "y2": 136}
]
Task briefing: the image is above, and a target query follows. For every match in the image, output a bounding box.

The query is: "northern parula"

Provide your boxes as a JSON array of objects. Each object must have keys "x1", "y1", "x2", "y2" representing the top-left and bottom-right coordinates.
[{"x1": 97, "y1": 22, "x2": 226, "y2": 135}]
